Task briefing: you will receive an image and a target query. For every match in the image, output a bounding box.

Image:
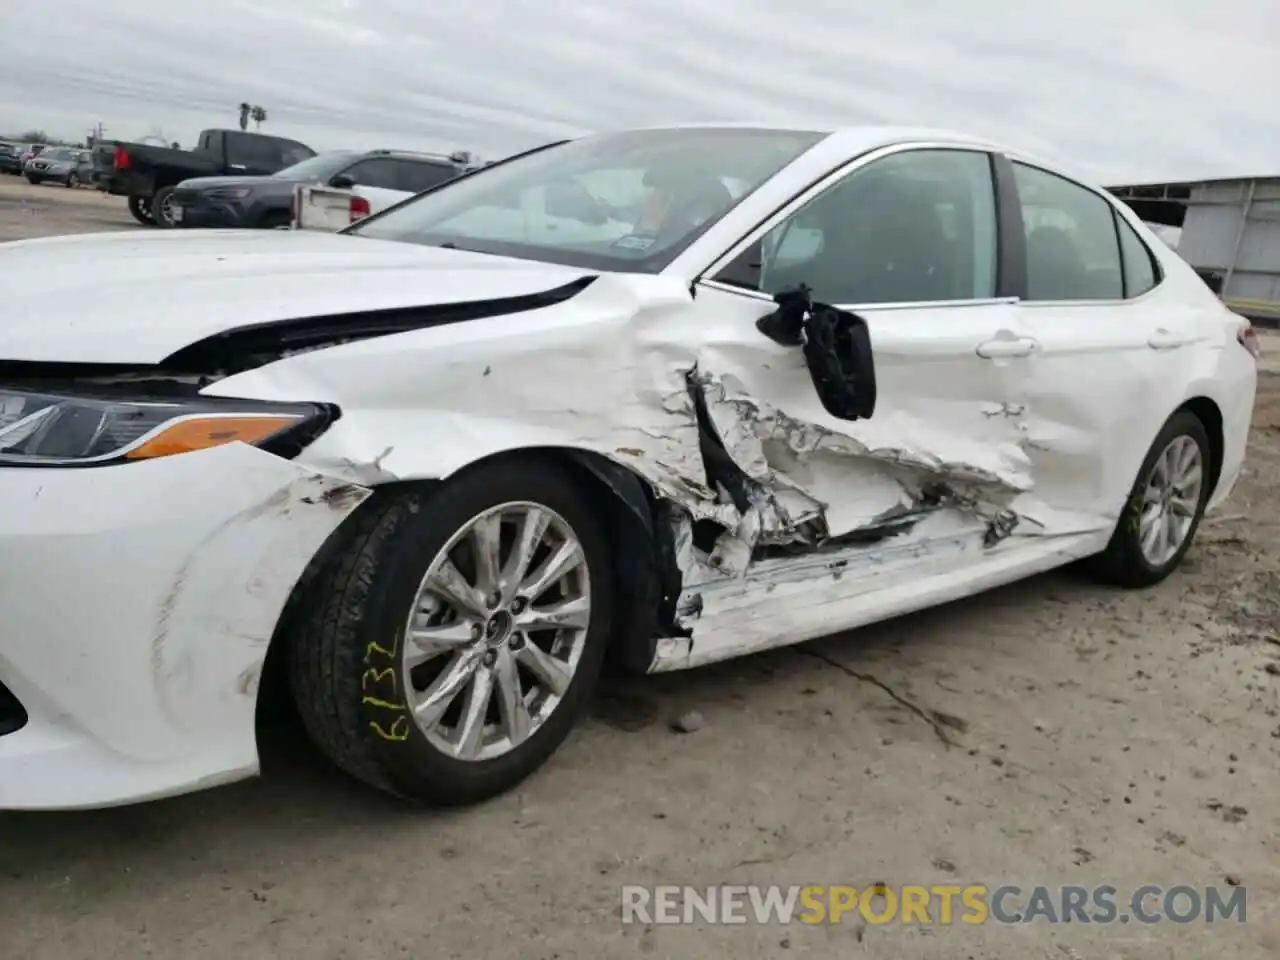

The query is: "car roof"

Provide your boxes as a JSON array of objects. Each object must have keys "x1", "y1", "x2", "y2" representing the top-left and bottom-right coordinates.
[
  {"x1": 363, "y1": 149, "x2": 472, "y2": 165},
  {"x1": 597, "y1": 121, "x2": 1094, "y2": 188}
]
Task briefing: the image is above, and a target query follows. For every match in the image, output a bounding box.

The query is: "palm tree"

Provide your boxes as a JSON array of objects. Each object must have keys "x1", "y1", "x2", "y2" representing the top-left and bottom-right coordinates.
[
  {"x1": 250, "y1": 106, "x2": 267, "y2": 130},
  {"x1": 238, "y1": 103, "x2": 251, "y2": 131}
]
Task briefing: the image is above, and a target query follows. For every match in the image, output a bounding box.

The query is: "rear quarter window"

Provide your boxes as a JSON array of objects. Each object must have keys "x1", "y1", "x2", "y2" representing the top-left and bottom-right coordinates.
[
  {"x1": 1116, "y1": 215, "x2": 1161, "y2": 298},
  {"x1": 397, "y1": 162, "x2": 459, "y2": 193}
]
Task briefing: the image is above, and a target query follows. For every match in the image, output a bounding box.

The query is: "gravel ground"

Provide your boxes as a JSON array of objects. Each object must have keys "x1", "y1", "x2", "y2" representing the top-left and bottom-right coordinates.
[
  {"x1": 0, "y1": 176, "x2": 138, "y2": 241},
  {"x1": 1, "y1": 189, "x2": 1278, "y2": 960}
]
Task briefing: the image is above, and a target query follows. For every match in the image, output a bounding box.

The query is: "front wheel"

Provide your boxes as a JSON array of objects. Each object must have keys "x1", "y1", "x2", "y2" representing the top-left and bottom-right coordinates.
[
  {"x1": 288, "y1": 459, "x2": 614, "y2": 805},
  {"x1": 1087, "y1": 409, "x2": 1212, "y2": 588},
  {"x1": 66, "y1": 173, "x2": 79, "y2": 188},
  {"x1": 25, "y1": 175, "x2": 39, "y2": 185},
  {"x1": 151, "y1": 186, "x2": 178, "y2": 228}
]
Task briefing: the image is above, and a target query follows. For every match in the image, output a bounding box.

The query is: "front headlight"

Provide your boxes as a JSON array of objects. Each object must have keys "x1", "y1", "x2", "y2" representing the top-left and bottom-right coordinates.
[
  {"x1": 206, "y1": 187, "x2": 253, "y2": 201},
  {"x1": 0, "y1": 389, "x2": 336, "y2": 466}
]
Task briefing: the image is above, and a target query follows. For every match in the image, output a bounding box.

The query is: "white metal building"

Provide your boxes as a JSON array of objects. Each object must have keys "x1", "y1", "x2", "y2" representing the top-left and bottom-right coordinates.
[{"x1": 1110, "y1": 176, "x2": 1280, "y2": 323}]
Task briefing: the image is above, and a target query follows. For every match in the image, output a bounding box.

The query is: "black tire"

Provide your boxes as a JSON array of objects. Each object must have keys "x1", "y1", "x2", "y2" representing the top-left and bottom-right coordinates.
[
  {"x1": 151, "y1": 185, "x2": 178, "y2": 228},
  {"x1": 1087, "y1": 409, "x2": 1212, "y2": 588},
  {"x1": 287, "y1": 459, "x2": 615, "y2": 805},
  {"x1": 127, "y1": 195, "x2": 154, "y2": 225},
  {"x1": 25, "y1": 175, "x2": 39, "y2": 185},
  {"x1": 66, "y1": 173, "x2": 78, "y2": 189},
  {"x1": 259, "y1": 210, "x2": 292, "y2": 230}
]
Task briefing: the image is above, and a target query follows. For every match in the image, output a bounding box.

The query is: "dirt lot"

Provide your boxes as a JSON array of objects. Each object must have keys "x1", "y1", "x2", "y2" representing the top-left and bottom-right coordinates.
[
  {"x1": 0, "y1": 176, "x2": 137, "y2": 241},
  {"x1": 1, "y1": 193, "x2": 1278, "y2": 960}
]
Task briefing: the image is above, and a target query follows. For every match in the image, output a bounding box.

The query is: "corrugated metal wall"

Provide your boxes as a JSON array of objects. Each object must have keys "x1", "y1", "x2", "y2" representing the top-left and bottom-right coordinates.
[{"x1": 1177, "y1": 178, "x2": 1280, "y2": 319}]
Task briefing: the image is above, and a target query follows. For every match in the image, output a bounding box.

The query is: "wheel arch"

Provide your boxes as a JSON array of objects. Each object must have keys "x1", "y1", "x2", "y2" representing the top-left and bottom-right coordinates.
[
  {"x1": 1177, "y1": 395, "x2": 1224, "y2": 497},
  {"x1": 440, "y1": 446, "x2": 678, "y2": 675},
  {"x1": 256, "y1": 446, "x2": 675, "y2": 722}
]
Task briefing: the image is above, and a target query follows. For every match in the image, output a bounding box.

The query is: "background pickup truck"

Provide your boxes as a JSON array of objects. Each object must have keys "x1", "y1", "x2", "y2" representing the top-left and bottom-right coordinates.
[{"x1": 94, "y1": 129, "x2": 315, "y2": 226}]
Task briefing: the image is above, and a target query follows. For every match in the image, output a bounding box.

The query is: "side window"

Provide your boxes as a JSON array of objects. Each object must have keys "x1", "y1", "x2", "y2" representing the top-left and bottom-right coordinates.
[
  {"x1": 1012, "y1": 163, "x2": 1123, "y2": 301},
  {"x1": 280, "y1": 142, "x2": 314, "y2": 166},
  {"x1": 397, "y1": 161, "x2": 457, "y2": 193},
  {"x1": 343, "y1": 158, "x2": 404, "y2": 190},
  {"x1": 227, "y1": 134, "x2": 284, "y2": 168},
  {"x1": 717, "y1": 149, "x2": 998, "y2": 305},
  {"x1": 1116, "y1": 215, "x2": 1160, "y2": 298}
]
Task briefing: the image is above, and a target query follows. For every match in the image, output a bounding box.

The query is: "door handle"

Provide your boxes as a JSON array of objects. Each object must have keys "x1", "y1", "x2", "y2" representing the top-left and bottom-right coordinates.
[
  {"x1": 976, "y1": 336, "x2": 1039, "y2": 359},
  {"x1": 1148, "y1": 328, "x2": 1194, "y2": 350}
]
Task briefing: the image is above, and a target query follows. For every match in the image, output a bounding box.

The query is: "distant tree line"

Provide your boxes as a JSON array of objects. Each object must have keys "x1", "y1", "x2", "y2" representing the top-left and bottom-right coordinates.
[{"x1": 0, "y1": 129, "x2": 85, "y2": 147}]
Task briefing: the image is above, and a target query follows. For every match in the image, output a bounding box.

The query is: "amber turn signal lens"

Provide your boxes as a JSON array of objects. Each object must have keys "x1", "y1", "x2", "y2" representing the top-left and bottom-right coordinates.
[{"x1": 124, "y1": 415, "x2": 301, "y2": 460}]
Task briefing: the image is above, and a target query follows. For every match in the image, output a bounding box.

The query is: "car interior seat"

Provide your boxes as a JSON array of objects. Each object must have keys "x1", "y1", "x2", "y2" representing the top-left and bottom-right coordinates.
[{"x1": 1025, "y1": 225, "x2": 1088, "y2": 300}]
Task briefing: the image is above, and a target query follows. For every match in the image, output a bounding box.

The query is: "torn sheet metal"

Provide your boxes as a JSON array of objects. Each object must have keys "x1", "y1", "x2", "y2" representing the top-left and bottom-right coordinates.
[
  {"x1": 192, "y1": 269, "x2": 1054, "y2": 574},
  {"x1": 8, "y1": 241, "x2": 1085, "y2": 594}
]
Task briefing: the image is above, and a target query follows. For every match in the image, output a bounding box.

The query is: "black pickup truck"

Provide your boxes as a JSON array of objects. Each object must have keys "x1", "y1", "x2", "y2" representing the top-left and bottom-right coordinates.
[{"x1": 95, "y1": 129, "x2": 315, "y2": 226}]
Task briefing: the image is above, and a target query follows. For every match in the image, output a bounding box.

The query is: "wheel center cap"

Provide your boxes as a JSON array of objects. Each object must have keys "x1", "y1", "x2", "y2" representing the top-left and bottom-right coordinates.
[{"x1": 484, "y1": 611, "x2": 513, "y2": 646}]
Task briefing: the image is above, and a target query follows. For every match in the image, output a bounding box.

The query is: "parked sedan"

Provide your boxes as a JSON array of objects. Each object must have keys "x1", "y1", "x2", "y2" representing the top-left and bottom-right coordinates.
[
  {"x1": 0, "y1": 124, "x2": 1258, "y2": 811},
  {"x1": 24, "y1": 147, "x2": 91, "y2": 187}
]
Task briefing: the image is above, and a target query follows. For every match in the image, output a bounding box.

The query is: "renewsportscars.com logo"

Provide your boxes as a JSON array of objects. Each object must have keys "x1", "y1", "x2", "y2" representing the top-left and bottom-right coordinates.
[{"x1": 620, "y1": 884, "x2": 1247, "y2": 926}]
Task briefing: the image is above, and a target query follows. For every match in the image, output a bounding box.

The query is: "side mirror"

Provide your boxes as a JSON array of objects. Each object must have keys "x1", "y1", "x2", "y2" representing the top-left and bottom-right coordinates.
[
  {"x1": 755, "y1": 286, "x2": 877, "y2": 421},
  {"x1": 329, "y1": 173, "x2": 355, "y2": 189}
]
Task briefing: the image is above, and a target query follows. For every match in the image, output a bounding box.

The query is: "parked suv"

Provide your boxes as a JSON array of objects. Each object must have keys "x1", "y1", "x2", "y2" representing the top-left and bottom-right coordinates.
[
  {"x1": 171, "y1": 148, "x2": 476, "y2": 229},
  {"x1": 0, "y1": 143, "x2": 24, "y2": 175}
]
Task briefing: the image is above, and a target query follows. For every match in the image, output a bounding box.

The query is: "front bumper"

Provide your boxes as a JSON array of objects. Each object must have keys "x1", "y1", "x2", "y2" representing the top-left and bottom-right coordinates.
[
  {"x1": 98, "y1": 170, "x2": 152, "y2": 198},
  {"x1": 0, "y1": 443, "x2": 370, "y2": 810},
  {"x1": 172, "y1": 193, "x2": 251, "y2": 228}
]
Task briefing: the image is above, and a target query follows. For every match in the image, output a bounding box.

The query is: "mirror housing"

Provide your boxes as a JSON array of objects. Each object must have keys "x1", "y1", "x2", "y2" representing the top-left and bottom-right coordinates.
[
  {"x1": 755, "y1": 286, "x2": 877, "y2": 421},
  {"x1": 329, "y1": 173, "x2": 356, "y2": 189}
]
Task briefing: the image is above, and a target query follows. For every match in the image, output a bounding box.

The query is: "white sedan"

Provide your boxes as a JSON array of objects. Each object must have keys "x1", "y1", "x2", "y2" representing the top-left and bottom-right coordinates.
[{"x1": 0, "y1": 124, "x2": 1258, "y2": 810}]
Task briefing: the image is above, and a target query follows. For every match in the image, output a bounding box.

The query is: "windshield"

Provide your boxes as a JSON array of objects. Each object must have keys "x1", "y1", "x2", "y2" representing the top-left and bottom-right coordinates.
[
  {"x1": 349, "y1": 127, "x2": 825, "y2": 272},
  {"x1": 44, "y1": 148, "x2": 77, "y2": 162},
  {"x1": 272, "y1": 151, "x2": 361, "y2": 181}
]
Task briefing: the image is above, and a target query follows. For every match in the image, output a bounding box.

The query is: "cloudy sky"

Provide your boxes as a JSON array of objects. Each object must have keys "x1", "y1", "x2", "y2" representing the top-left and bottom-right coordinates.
[{"x1": 1, "y1": 0, "x2": 1276, "y2": 183}]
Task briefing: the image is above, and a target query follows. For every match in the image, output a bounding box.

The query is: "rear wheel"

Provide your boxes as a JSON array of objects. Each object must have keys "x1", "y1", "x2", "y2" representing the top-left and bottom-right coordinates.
[
  {"x1": 127, "y1": 195, "x2": 153, "y2": 225},
  {"x1": 1087, "y1": 409, "x2": 1211, "y2": 588},
  {"x1": 288, "y1": 460, "x2": 614, "y2": 805}
]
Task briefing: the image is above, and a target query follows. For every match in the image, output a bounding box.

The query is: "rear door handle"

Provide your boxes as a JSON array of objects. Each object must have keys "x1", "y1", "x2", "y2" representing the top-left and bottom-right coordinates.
[
  {"x1": 1148, "y1": 328, "x2": 1194, "y2": 350},
  {"x1": 976, "y1": 336, "x2": 1040, "y2": 359}
]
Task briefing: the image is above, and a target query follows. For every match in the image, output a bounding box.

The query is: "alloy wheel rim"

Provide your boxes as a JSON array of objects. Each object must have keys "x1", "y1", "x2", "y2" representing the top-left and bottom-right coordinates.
[
  {"x1": 1138, "y1": 435, "x2": 1203, "y2": 566},
  {"x1": 159, "y1": 195, "x2": 176, "y2": 224},
  {"x1": 402, "y1": 502, "x2": 591, "y2": 762}
]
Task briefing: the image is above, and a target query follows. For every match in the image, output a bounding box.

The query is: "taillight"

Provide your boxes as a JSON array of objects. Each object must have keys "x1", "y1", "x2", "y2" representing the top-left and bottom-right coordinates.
[
  {"x1": 349, "y1": 196, "x2": 370, "y2": 223},
  {"x1": 1238, "y1": 320, "x2": 1261, "y2": 359},
  {"x1": 114, "y1": 145, "x2": 130, "y2": 171}
]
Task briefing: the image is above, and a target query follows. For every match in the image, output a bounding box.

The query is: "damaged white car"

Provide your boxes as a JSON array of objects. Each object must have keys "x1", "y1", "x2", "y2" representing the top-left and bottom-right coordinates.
[{"x1": 0, "y1": 124, "x2": 1259, "y2": 810}]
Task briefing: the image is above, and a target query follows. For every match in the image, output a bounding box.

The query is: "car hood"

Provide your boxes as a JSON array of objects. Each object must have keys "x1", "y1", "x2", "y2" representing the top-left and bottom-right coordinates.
[
  {"x1": 176, "y1": 175, "x2": 293, "y2": 192},
  {"x1": 0, "y1": 230, "x2": 596, "y2": 363}
]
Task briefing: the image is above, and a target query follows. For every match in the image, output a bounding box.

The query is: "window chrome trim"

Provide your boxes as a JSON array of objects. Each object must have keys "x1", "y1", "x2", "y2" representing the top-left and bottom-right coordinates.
[
  {"x1": 697, "y1": 140, "x2": 999, "y2": 286},
  {"x1": 698, "y1": 278, "x2": 1021, "y2": 312}
]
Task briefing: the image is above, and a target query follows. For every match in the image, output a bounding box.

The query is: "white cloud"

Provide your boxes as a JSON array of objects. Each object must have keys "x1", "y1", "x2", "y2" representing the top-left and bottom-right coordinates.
[{"x1": 0, "y1": 0, "x2": 1276, "y2": 182}]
